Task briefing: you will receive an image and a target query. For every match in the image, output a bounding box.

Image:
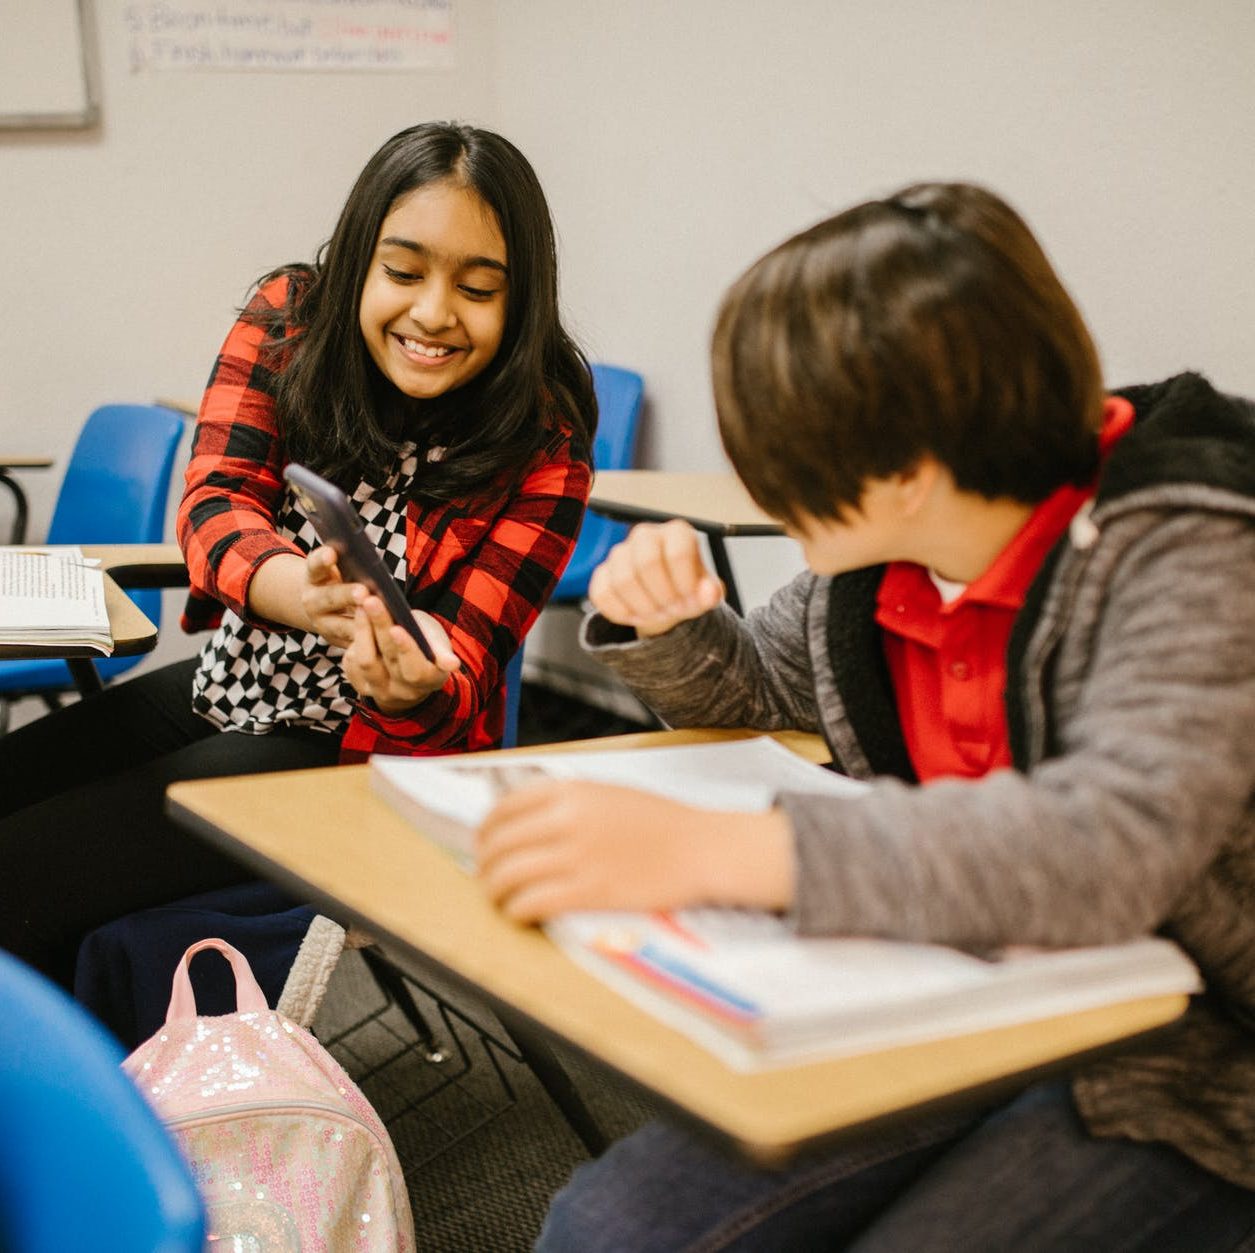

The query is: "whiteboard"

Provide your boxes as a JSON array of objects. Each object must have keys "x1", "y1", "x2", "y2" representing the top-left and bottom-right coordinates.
[{"x1": 0, "y1": 0, "x2": 99, "y2": 129}]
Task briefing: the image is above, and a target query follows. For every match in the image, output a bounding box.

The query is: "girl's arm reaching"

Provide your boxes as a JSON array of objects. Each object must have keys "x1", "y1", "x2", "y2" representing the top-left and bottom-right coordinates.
[
  {"x1": 177, "y1": 278, "x2": 309, "y2": 632},
  {"x1": 338, "y1": 435, "x2": 591, "y2": 756},
  {"x1": 178, "y1": 279, "x2": 385, "y2": 649}
]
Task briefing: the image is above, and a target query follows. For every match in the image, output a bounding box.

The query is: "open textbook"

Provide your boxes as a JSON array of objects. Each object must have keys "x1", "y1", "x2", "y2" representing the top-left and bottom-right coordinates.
[
  {"x1": 369, "y1": 736, "x2": 1201, "y2": 1070},
  {"x1": 0, "y1": 546, "x2": 112, "y2": 654},
  {"x1": 369, "y1": 736, "x2": 867, "y2": 869}
]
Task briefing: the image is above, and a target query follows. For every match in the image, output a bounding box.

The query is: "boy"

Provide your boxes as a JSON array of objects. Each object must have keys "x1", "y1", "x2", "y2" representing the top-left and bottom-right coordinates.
[{"x1": 479, "y1": 183, "x2": 1255, "y2": 1249}]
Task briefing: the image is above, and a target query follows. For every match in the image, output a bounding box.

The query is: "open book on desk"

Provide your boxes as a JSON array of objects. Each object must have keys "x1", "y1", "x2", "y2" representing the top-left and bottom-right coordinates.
[
  {"x1": 369, "y1": 736, "x2": 1201, "y2": 1071},
  {"x1": 0, "y1": 546, "x2": 112, "y2": 654},
  {"x1": 369, "y1": 735, "x2": 864, "y2": 870}
]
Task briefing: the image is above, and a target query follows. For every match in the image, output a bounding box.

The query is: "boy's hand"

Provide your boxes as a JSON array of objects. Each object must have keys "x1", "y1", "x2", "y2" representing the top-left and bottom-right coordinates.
[
  {"x1": 476, "y1": 781, "x2": 796, "y2": 922},
  {"x1": 343, "y1": 594, "x2": 461, "y2": 715},
  {"x1": 588, "y1": 519, "x2": 724, "y2": 637},
  {"x1": 300, "y1": 546, "x2": 361, "y2": 648}
]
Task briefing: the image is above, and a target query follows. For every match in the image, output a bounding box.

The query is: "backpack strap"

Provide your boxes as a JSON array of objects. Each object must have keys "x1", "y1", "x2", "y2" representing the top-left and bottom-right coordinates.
[{"x1": 166, "y1": 938, "x2": 270, "y2": 1021}]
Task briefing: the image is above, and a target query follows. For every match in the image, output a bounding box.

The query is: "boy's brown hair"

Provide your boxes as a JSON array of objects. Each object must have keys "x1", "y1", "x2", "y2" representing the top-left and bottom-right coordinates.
[{"x1": 711, "y1": 182, "x2": 1106, "y2": 525}]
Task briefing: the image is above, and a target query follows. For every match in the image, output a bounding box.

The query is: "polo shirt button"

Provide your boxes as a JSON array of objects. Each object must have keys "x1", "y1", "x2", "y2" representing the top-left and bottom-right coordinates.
[
  {"x1": 948, "y1": 660, "x2": 972, "y2": 680},
  {"x1": 895, "y1": 604, "x2": 906, "y2": 614}
]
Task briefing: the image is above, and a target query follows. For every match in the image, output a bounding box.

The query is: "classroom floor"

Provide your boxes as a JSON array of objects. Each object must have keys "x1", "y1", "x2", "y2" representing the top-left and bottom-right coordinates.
[
  {"x1": 316, "y1": 683, "x2": 661, "y2": 1251},
  {"x1": 5, "y1": 679, "x2": 659, "y2": 1248},
  {"x1": 315, "y1": 945, "x2": 660, "y2": 1251}
]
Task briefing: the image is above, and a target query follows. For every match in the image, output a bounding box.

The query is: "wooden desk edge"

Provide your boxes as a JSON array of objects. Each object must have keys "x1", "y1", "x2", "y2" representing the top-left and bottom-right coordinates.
[
  {"x1": 164, "y1": 737, "x2": 1191, "y2": 1165},
  {"x1": 589, "y1": 470, "x2": 783, "y2": 537},
  {"x1": 87, "y1": 543, "x2": 188, "y2": 589},
  {"x1": 588, "y1": 496, "x2": 783, "y2": 537},
  {"x1": 0, "y1": 572, "x2": 156, "y2": 660},
  {"x1": 102, "y1": 574, "x2": 158, "y2": 655}
]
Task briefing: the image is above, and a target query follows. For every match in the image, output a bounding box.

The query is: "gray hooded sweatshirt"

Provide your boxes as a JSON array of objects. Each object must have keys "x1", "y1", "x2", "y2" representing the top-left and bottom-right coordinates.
[{"x1": 582, "y1": 373, "x2": 1255, "y2": 1188}]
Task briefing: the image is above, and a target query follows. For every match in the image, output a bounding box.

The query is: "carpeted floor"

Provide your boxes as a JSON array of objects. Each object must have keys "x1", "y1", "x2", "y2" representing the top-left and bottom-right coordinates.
[
  {"x1": 313, "y1": 947, "x2": 661, "y2": 1252},
  {"x1": 312, "y1": 682, "x2": 661, "y2": 1252}
]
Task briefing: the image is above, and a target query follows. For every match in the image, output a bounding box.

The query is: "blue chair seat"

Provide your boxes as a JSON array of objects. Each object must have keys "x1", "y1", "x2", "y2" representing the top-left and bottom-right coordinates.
[{"x1": 0, "y1": 948, "x2": 205, "y2": 1251}]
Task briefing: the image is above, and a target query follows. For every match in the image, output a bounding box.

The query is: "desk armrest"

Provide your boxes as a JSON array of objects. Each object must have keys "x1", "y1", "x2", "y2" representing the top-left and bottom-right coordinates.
[{"x1": 87, "y1": 543, "x2": 189, "y2": 589}]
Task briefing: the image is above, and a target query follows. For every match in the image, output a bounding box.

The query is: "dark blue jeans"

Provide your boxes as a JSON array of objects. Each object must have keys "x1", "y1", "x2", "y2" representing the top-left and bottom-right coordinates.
[
  {"x1": 0, "y1": 657, "x2": 341, "y2": 988},
  {"x1": 537, "y1": 1082, "x2": 1255, "y2": 1252}
]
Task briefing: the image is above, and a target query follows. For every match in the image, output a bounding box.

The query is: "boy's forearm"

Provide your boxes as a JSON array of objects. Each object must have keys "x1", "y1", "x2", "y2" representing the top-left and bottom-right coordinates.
[
  {"x1": 580, "y1": 605, "x2": 756, "y2": 728},
  {"x1": 581, "y1": 573, "x2": 821, "y2": 734},
  {"x1": 678, "y1": 807, "x2": 797, "y2": 912}
]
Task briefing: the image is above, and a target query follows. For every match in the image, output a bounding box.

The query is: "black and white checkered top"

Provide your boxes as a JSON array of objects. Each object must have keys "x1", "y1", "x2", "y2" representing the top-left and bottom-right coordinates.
[{"x1": 191, "y1": 445, "x2": 420, "y2": 736}]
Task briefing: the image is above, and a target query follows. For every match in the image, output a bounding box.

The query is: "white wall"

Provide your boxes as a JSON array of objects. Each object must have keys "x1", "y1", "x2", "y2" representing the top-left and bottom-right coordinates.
[
  {"x1": 489, "y1": 0, "x2": 1255, "y2": 614},
  {"x1": 0, "y1": 0, "x2": 498, "y2": 679},
  {"x1": 4, "y1": 1, "x2": 1253, "y2": 706}
]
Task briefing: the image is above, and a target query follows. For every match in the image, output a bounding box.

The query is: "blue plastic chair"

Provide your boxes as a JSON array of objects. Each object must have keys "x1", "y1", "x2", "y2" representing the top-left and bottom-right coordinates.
[
  {"x1": 0, "y1": 403, "x2": 186, "y2": 715},
  {"x1": 551, "y1": 363, "x2": 644, "y2": 603},
  {"x1": 0, "y1": 948, "x2": 206, "y2": 1252},
  {"x1": 503, "y1": 646, "x2": 524, "y2": 749}
]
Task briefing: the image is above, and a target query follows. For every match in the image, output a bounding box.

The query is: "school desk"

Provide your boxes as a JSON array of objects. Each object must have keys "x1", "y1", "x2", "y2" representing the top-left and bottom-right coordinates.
[
  {"x1": 588, "y1": 471, "x2": 783, "y2": 615},
  {"x1": 0, "y1": 544, "x2": 166, "y2": 698},
  {"x1": 0, "y1": 454, "x2": 53, "y2": 544},
  {"x1": 164, "y1": 727, "x2": 1189, "y2": 1167},
  {"x1": 153, "y1": 397, "x2": 198, "y2": 418},
  {"x1": 87, "y1": 542, "x2": 188, "y2": 590},
  {"x1": 0, "y1": 543, "x2": 181, "y2": 696}
]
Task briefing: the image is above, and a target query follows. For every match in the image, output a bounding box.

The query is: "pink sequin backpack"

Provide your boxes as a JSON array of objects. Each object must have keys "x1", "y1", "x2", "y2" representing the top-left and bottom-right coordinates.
[{"x1": 123, "y1": 938, "x2": 414, "y2": 1251}]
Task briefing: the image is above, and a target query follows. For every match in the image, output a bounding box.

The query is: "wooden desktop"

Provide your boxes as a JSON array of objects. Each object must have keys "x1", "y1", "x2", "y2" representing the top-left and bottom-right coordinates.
[
  {"x1": 588, "y1": 471, "x2": 782, "y2": 615},
  {"x1": 165, "y1": 728, "x2": 1188, "y2": 1166},
  {"x1": 0, "y1": 543, "x2": 185, "y2": 699}
]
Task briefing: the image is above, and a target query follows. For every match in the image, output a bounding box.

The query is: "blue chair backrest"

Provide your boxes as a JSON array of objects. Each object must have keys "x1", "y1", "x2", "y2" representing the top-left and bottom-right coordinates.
[
  {"x1": 47, "y1": 404, "x2": 186, "y2": 549},
  {"x1": 50, "y1": 403, "x2": 185, "y2": 679},
  {"x1": 0, "y1": 949, "x2": 205, "y2": 1251},
  {"x1": 551, "y1": 363, "x2": 644, "y2": 601}
]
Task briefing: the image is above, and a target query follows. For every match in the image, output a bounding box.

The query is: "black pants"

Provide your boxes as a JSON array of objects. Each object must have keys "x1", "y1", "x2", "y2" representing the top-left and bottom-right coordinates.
[{"x1": 0, "y1": 657, "x2": 343, "y2": 989}]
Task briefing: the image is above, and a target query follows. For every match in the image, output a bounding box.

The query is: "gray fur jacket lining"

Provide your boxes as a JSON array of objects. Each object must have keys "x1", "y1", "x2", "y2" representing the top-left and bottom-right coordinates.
[{"x1": 582, "y1": 373, "x2": 1255, "y2": 1188}]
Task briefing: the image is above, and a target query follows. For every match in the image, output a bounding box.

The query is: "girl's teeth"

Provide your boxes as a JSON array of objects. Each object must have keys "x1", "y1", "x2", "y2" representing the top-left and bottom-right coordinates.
[{"x1": 402, "y1": 337, "x2": 453, "y2": 358}]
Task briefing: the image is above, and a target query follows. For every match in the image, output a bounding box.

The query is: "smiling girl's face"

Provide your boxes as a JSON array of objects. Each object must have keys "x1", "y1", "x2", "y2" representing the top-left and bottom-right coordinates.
[{"x1": 358, "y1": 178, "x2": 509, "y2": 401}]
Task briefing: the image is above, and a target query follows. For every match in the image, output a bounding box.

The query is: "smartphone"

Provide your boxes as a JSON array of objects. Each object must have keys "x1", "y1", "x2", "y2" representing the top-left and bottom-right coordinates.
[{"x1": 283, "y1": 462, "x2": 436, "y2": 661}]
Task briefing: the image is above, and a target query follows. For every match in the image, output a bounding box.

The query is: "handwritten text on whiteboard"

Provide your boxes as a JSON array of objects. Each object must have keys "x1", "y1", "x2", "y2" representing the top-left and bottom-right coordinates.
[{"x1": 125, "y1": 1, "x2": 455, "y2": 73}]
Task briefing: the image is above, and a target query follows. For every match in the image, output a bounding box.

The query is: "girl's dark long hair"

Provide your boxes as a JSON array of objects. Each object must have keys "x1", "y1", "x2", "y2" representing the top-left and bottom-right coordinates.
[{"x1": 247, "y1": 122, "x2": 596, "y2": 498}]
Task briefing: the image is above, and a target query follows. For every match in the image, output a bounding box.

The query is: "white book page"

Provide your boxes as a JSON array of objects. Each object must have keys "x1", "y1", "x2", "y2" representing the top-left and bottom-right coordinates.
[
  {"x1": 0, "y1": 547, "x2": 108, "y2": 632},
  {"x1": 548, "y1": 911, "x2": 1201, "y2": 1070},
  {"x1": 372, "y1": 737, "x2": 863, "y2": 833}
]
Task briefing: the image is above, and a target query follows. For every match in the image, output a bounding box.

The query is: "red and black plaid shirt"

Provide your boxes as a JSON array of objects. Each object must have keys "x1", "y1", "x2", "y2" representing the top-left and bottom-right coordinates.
[{"x1": 177, "y1": 277, "x2": 591, "y2": 760}]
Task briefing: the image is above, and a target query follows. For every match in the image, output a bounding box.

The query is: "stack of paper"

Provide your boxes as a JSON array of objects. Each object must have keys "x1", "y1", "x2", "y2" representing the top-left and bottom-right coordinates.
[
  {"x1": 368, "y1": 736, "x2": 866, "y2": 870},
  {"x1": 546, "y1": 909, "x2": 1200, "y2": 1070},
  {"x1": 369, "y1": 736, "x2": 1201, "y2": 1070},
  {"x1": 0, "y1": 546, "x2": 113, "y2": 654}
]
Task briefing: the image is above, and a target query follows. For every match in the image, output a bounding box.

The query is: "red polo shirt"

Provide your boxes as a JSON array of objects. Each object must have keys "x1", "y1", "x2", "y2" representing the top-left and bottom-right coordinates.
[{"x1": 874, "y1": 398, "x2": 1134, "y2": 782}]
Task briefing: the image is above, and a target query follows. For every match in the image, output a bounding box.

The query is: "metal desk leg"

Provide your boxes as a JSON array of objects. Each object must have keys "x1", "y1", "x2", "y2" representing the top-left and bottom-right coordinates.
[
  {"x1": 706, "y1": 535, "x2": 742, "y2": 616},
  {"x1": 359, "y1": 945, "x2": 447, "y2": 1064},
  {"x1": 359, "y1": 948, "x2": 607, "y2": 1157},
  {"x1": 497, "y1": 1008, "x2": 609, "y2": 1157},
  {"x1": 0, "y1": 470, "x2": 30, "y2": 545},
  {"x1": 67, "y1": 658, "x2": 104, "y2": 697}
]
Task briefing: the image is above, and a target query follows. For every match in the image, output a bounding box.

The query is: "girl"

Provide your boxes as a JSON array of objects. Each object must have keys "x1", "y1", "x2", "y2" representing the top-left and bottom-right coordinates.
[
  {"x1": 0, "y1": 122, "x2": 595, "y2": 991},
  {"x1": 476, "y1": 184, "x2": 1255, "y2": 1249}
]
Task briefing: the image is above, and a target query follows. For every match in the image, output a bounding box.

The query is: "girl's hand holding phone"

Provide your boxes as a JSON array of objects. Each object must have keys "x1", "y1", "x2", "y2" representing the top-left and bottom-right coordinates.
[
  {"x1": 589, "y1": 519, "x2": 725, "y2": 637},
  {"x1": 344, "y1": 592, "x2": 461, "y2": 715},
  {"x1": 301, "y1": 546, "x2": 361, "y2": 648}
]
